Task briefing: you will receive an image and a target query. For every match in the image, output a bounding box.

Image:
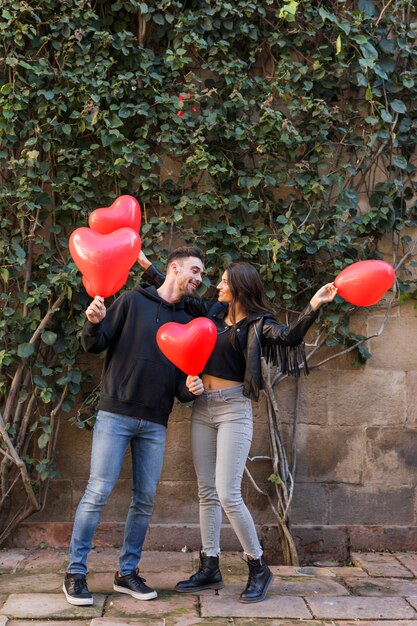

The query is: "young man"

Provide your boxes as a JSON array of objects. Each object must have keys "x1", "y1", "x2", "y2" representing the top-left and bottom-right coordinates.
[{"x1": 63, "y1": 247, "x2": 205, "y2": 606}]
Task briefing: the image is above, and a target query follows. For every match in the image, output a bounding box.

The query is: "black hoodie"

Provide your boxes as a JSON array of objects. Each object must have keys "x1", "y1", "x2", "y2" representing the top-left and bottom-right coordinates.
[{"x1": 81, "y1": 285, "x2": 196, "y2": 426}]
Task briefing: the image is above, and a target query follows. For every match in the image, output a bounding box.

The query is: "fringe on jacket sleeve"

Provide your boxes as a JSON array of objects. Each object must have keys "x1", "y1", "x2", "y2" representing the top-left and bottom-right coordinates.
[{"x1": 263, "y1": 341, "x2": 309, "y2": 377}]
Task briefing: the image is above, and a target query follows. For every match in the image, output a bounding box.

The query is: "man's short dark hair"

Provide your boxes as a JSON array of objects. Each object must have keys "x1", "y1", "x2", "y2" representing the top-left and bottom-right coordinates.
[{"x1": 166, "y1": 246, "x2": 205, "y2": 267}]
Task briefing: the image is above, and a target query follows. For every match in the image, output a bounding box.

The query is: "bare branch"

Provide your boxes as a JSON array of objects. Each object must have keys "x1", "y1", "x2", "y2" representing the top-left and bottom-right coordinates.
[
  {"x1": 310, "y1": 303, "x2": 393, "y2": 369},
  {"x1": 376, "y1": 0, "x2": 396, "y2": 26},
  {"x1": 395, "y1": 240, "x2": 417, "y2": 273},
  {"x1": 0, "y1": 412, "x2": 39, "y2": 512}
]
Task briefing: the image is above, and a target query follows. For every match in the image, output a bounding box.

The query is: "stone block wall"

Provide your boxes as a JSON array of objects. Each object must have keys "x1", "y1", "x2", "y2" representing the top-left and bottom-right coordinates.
[
  {"x1": 288, "y1": 301, "x2": 417, "y2": 562},
  {"x1": 8, "y1": 300, "x2": 417, "y2": 564}
]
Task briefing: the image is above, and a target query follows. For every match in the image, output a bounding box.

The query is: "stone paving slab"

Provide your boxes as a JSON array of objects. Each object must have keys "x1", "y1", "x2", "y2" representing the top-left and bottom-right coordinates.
[
  {"x1": 140, "y1": 551, "x2": 196, "y2": 571},
  {"x1": 408, "y1": 596, "x2": 417, "y2": 611},
  {"x1": 19, "y1": 549, "x2": 68, "y2": 573},
  {"x1": 0, "y1": 551, "x2": 30, "y2": 574},
  {"x1": 344, "y1": 575, "x2": 417, "y2": 596},
  {"x1": 8, "y1": 621, "x2": 90, "y2": 626},
  {"x1": 268, "y1": 577, "x2": 350, "y2": 596},
  {"x1": 104, "y1": 589, "x2": 197, "y2": 618},
  {"x1": 328, "y1": 566, "x2": 367, "y2": 577},
  {"x1": 274, "y1": 564, "x2": 362, "y2": 578},
  {"x1": 85, "y1": 549, "x2": 194, "y2": 575},
  {"x1": 82, "y1": 571, "x2": 114, "y2": 594},
  {"x1": 208, "y1": 552, "x2": 248, "y2": 577},
  {"x1": 398, "y1": 554, "x2": 417, "y2": 577},
  {"x1": 0, "y1": 593, "x2": 105, "y2": 619},
  {"x1": 81, "y1": 548, "x2": 120, "y2": 573},
  {"x1": 90, "y1": 617, "x2": 206, "y2": 626},
  {"x1": 351, "y1": 551, "x2": 414, "y2": 578},
  {"x1": 143, "y1": 569, "x2": 199, "y2": 590},
  {"x1": 215, "y1": 578, "x2": 349, "y2": 598},
  {"x1": 87, "y1": 569, "x2": 193, "y2": 593},
  {"x1": 296, "y1": 566, "x2": 336, "y2": 578},
  {"x1": 93, "y1": 616, "x2": 336, "y2": 626},
  {"x1": 335, "y1": 622, "x2": 417, "y2": 626},
  {"x1": 226, "y1": 622, "x2": 333, "y2": 626},
  {"x1": 200, "y1": 592, "x2": 311, "y2": 619},
  {"x1": 306, "y1": 596, "x2": 417, "y2": 619},
  {"x1": 269, "y1": 566, "x2": 302, "y2": 576},
  {"x1": 0, "y1": 572, "x2": 62, "y2": 594}
]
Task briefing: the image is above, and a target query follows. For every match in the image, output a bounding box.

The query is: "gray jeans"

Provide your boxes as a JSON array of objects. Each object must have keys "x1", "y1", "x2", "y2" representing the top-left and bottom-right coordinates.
[{"x1": 190, "y1": 384, "x2": 263, "y2": 559}]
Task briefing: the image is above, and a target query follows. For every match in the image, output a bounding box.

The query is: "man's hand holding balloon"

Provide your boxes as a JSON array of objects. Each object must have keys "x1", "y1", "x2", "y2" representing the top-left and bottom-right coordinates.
[
  {"x1": 86, "y1": 296, "x2": 106, "y2": 324},
  {"x1": 186, "y1": 375, "x2": 204, "y2": 396}
]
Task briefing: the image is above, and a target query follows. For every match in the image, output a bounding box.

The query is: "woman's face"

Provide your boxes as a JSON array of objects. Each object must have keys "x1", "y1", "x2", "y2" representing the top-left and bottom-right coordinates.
[{"x1": 217, "y1": 271, "x2": 233, "y2": 303}]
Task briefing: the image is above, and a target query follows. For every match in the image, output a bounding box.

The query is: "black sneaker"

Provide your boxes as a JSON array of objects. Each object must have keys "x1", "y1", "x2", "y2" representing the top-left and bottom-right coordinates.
[
  {"x1": 113, "y1": 569, "x2": 157, "y2": 600},
  {"x1": 63, "y1": 573, "x2": 93, "y2": 606}
]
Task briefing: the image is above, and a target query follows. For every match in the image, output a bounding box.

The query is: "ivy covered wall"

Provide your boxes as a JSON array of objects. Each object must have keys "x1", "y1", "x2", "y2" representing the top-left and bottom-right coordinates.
[{"x1": 1, "y1": 0, "x2": 417, "y2": 552}]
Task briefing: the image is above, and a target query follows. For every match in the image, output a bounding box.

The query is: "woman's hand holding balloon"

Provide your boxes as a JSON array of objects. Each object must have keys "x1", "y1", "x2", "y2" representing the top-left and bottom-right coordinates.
[
  {"x1": 138, "y1": 250, "x2": 151, "y2": 270},
  {"x1": 310, "y1": 283, "x2": 338, "y2": 311},
  {"x1": 86, "y1": 296, "x2": 106, "y2": 324}
]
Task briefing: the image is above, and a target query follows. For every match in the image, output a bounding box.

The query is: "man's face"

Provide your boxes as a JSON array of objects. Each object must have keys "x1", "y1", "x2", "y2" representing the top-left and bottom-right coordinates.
[{"x1": 171, "y1": 256, "x2": 204, "y2": 295}]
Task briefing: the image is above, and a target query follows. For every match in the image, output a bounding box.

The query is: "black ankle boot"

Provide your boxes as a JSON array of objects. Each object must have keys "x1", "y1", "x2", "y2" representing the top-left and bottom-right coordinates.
[
  {"x1": 175, "y1": 553, "x2": 224, "y2": 593},
  {"x1": 239, "y1": 556, "x2": 273, "y2": 603}
]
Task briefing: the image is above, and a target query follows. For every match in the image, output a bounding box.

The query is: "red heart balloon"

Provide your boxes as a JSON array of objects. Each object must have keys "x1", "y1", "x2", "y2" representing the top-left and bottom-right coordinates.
[
  {"x1": 334, "y1": 260, "x2": 396, "y2": 306},
  {"x1": 69, "y1": 227, "x2": 141, "y2": 298},
  {"x1": 157, "y1": 318, "x2": 217, "y2": 376},
  {"x1": 82, "y1": 273, "x2": 129, "y2": 299},
  {"x1": 89, "y1": 195, "x2": 141, "y2": 234}
]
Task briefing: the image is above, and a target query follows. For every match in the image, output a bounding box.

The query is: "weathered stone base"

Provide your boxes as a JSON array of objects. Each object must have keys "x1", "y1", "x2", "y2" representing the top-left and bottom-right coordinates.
[{"x1": 5, "y1": 523, "x2": 417, "y2": 564}]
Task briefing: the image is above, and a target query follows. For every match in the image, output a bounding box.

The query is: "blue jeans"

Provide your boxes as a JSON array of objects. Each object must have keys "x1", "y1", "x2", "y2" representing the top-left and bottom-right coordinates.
[
  {"x1": 191, "y1": 384, "x2": 263, "y2": 559},
  {"x1": 68, "y1": 410, "x2": 167, "y2": 576}
]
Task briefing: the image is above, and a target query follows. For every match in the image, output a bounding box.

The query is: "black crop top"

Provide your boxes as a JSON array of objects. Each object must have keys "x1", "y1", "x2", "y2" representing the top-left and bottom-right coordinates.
[{"x1": 204, "y1": 317, "x2": 247, "y2": 382}]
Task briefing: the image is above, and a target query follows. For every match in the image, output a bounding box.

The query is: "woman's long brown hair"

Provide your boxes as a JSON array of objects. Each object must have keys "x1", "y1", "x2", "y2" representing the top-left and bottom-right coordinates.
[{"x1": 226, "y1": 263, "x2": 274, "y2": 338}]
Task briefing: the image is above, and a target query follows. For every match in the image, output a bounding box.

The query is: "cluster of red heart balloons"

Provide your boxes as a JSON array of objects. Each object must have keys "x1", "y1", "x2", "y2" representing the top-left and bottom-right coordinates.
[
  {"x1": 334, "y1": 260, "x2": 396, "y2": 306},
  {"x1": 69, "y1": 200, "x2": 395, "y2": 375},
  {"x1": 69, "y1": 195, "x2": 142, "y2": 298}
]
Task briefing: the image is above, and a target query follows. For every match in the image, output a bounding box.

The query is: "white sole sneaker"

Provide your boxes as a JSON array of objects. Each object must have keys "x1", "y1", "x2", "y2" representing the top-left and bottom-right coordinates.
[
  {"x1": 113, "y1": 582, "x2": 157, "y2": 600},
  {"x1": 62, "y1": 582, "x2": 94, "y2": 606}
]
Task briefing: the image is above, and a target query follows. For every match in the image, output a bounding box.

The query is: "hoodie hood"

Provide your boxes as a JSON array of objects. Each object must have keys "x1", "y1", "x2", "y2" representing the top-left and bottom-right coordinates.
[{"x1": 134, "y1": 284, "x2": 186, "y2": 310}]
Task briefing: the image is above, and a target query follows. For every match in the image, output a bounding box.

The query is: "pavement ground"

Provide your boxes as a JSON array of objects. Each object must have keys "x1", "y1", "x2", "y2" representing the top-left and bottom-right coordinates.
[{"x1": 2, "y1": 548, "x2": 417, "y2": 625}]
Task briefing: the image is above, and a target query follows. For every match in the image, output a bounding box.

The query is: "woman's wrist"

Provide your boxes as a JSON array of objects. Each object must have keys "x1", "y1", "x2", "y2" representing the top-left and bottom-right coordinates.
[
  {"x1": 138, "y1": 251, "x2": 151, "y2": 270},
  {"x1": 309, "y1": 295, "x2": 321, "y2": 311}
]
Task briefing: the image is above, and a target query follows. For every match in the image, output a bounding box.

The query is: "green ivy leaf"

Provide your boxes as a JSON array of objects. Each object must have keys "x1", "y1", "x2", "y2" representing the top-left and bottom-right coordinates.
[
  {"x1": 37, "y1": 433, "x2": 50, "y2": 449},
  {"x1": 391, "y1": 99, "x2": 407, "y2": 114},
  {"x1": 33, "y1": 375, "x2": 48, "y2": 389},
  {"x1": 393, "y1": 155, "x2": 408, "y2": 170},
  {"x1": 41, "y1": 331, "x2": 58, "y2": 346},
  {"x1": 358, "y1": 0, "x2": 377, "y2": 17},
  {"x1": 17, "y1": 343, "x2": 35, "y2": 358}
]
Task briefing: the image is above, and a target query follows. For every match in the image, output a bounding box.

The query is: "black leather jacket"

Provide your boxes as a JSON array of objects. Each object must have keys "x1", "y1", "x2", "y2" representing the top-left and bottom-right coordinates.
[{"x1": 142, "y1": 265, "x2": 319, "y2": 401}]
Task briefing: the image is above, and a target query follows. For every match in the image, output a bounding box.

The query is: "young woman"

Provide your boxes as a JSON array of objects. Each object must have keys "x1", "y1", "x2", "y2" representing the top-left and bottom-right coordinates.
[{"x1": 140, "y1": 255, "x2": 337, "y2": 603}]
